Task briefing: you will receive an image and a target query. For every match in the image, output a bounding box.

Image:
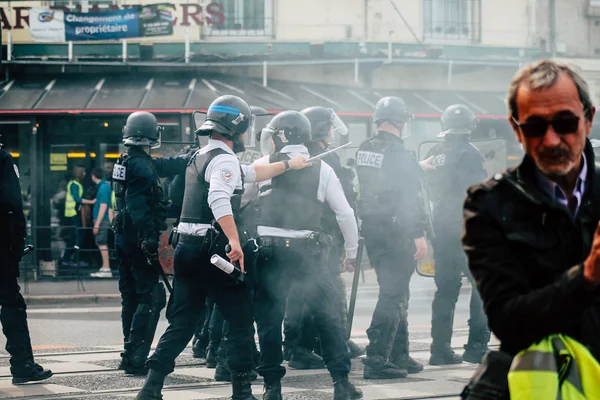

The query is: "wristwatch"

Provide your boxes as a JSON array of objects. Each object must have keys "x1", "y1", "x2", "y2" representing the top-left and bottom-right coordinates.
[{"x1": 283, "y1": 160, "x2": 290, "y2": 170}]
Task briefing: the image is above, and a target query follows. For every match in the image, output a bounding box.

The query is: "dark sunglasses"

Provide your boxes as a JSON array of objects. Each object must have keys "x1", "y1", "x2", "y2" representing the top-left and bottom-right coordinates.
[{"x1": 512, "y1": 112, "x2": 586, "y2": 138}]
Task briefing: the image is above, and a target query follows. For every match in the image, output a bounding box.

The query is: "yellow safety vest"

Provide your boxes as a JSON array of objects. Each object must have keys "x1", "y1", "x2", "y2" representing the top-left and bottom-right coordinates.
[
  {"x1": 508, "y1": 334, "x2": 600, "y2": 399},
  {"x1": 111, "y1": 191, "x2": 116, "y2": 210},
  {"x1": 65, "y1": 180, "x2": 83, "y2": 217}
]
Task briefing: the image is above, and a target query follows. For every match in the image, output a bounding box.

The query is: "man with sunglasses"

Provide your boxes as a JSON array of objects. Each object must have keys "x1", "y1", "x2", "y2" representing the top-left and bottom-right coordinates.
[
  {"x1": 422, "y1": 104, "x2": 489, "y2": 366},
  {"x1": 462, "y1": 59, "x2": 600, "y2": 397}
]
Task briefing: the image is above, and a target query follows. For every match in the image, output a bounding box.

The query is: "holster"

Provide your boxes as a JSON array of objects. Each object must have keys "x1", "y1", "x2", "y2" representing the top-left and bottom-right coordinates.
[{"x1": 168, "y1": 227, "x2": 179, "y2": 249}]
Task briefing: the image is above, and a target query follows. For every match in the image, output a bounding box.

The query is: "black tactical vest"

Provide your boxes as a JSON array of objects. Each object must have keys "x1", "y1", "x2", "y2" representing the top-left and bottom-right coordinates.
[
  {"x1": 258, "y1": 153, "x2": 323, "y2": 232},
  {"x1": 355, "y1": 132, "x2": 404, "y2": 219},
  {"x1": 112, "y1": 149, "x2": 169, "y2": 233},
  {"x1": 179, "y1": 148, "x2": 244, "y2": 225}
]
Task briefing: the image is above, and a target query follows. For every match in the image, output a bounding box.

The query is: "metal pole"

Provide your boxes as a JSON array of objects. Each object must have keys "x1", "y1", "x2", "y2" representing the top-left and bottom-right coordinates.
[
  {"x1": 354, "y1": 59, "x2": 359, "y2": 83},
  {"x1": 549, "y1": 0, "x2": 556, "y2": 57},
  {"x1": 122, "y1": 39, "x2": 127, "y2": 63},
  {"x1": 68, "y1": 42, "x2": 73, "y2": 62},
  {"x1": 185, "y1": 28, "x2": 190, "y2": 64},
  {"x1": 447, "y1": 59, "x2": 453, "y2": 86},
  {"x1": 7, "y1": 5, "x2": 12, "y2": 61},
  {"x1": 387, "y1": 0, "x2": 393, "y2": 63},
  {"x1": 263, "y1": 61, "x2": 268, "y2": 86}
]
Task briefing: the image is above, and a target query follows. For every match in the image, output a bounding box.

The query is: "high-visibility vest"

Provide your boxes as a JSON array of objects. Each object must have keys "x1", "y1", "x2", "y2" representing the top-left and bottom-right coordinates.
[
  {"x1": 111, "y1": 191, "x2": 116, "y2": 210},
  {"x1": 65, "y1": 180, "x2": 83, "y2": 218},
  {"x1": 508, "y1": 334, "x2": 600, "y2": 399}
]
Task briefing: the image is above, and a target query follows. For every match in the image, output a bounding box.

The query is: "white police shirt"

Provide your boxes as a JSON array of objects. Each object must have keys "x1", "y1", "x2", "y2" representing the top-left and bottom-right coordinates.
[
  {"x1": 178, "y1": 139, "x2": 257, "y2": 237},
  {"x1": 242, "y1": 144, "x2": 359, "y2": 259}
]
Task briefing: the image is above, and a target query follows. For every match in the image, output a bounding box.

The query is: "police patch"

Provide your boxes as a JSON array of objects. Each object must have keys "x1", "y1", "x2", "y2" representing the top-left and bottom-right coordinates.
[
  {"x1": 356, "y1": 151, "x2": 384, "y2": 168},
  {"x1": 113, "y1": 164, "x2": 126, "y2": 181},
  {"x1": 13, "y1": 165, "x2": 19, "y2": 179},
  {"x1": 221, "y1": 168, "x2": 233, "y2": 182}
]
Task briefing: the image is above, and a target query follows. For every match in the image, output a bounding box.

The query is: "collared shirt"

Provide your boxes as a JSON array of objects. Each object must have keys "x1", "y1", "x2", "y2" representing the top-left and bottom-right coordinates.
[
  {"x1": 178, "y1": 139, "x2": 257, "y2": 236},
  {"x1": 535, "y1": 155, "x2": 587, "y2": 216},
  {"x1": 242, "y1": 144, "x2": 359, "y2": 259}
]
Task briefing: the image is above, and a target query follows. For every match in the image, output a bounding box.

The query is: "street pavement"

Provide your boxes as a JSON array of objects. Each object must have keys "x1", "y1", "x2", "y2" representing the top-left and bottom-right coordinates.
[{"x1": 0, "y1": 272, "x2": 497, "y2": 399}]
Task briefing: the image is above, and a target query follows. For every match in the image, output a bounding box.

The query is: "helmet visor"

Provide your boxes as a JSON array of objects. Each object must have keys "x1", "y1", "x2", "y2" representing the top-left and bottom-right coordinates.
[
  {"x1": 326, "y1": 112, "x2": 348, "y2": 145},
  {"x1": 243, "y1": 114, "x2": 257, "y2": 148},
  {"x1": 259, "y1": 125, "x2": 276, "y2": 156}
]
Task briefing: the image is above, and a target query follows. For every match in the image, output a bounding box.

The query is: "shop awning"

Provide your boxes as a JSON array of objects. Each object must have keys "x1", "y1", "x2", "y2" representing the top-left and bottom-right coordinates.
[{"x1": 0, "y1": 73, "x2": 508, "y2": 118}]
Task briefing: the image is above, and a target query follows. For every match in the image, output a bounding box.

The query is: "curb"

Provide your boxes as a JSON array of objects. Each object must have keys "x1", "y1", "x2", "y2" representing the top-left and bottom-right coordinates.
[{"x1": 23, "y1": 293, "x2": 122, "y2": 305}]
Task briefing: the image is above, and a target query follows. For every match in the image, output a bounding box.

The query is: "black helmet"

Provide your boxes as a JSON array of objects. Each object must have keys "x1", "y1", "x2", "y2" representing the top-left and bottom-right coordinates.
[
  {"x1": 196, "y1": 95, "x2": 251, "y2": 138},
  {"x1": 301, "y1": 106, "x2": 348, "y2": 143},
  {"x1": 122, "y1": 111, "x2": 163, "y2": 148},
  {"x1": 250, "y1": 105, "x2": 269, "y2": 142},
  {"x1": 260, "y1": 111, "x2": 311, "y2": 155},
  {"x1": 439, "y1": 104, "x2": 477, "y2": 137},
  {"x1": 373, "y1": 96, "x2": 410, "y2": 125},
  {"x1": 250, "y1": 106, "x2": 268, "y2": 115}
]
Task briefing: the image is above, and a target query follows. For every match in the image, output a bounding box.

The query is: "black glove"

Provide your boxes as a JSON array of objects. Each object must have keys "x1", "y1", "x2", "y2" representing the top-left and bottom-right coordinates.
[{"x1": 141, "y1": 238, "x2": 159, "y2": 262}]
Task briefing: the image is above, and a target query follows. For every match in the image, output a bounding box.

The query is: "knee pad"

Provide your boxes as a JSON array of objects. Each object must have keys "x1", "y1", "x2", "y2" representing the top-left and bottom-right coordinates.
[{"x1": 151, "y1": 283, "x2": 167, "y2": 312}]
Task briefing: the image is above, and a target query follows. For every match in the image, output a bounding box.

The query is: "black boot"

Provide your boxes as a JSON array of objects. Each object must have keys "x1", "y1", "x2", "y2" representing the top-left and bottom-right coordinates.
[
  {"x1": 463, "y1": 343, "x2": 488, "y2": 364},
  {"x1": 263, "y1": 377, "x2": 282, "y2": 400},
  {"x1": 192, "y1": 334, "x2": 209, "y2": 359},
  {"x1": 215, "y1": 346, "x2": 232, "y2": 382},
  {"x1": 362, "y1": 356, "x2": 407, "y2": 379},
  {"x1": 205, "y1": 346, "x2": 218, "y2": 368},
  {"x1": 289, "y1": 346, "x2": 325, "y2": 369},
  {"x1": 429, "y1": 343, "x2": 463, "y2": 365},
  {"x1": 118, "y1": 353, "x2": 131, "y2": 370},
  {"x1": 231, "y1": 372, "x2": 257, "y2": 400},
  {"x1": 135, "y1": 369, "x2": 165, "y2": 400},
  {"x1": 389, "y1": 318, "x2": 423, "y2": 374},
  {"x1": 333, "y1": 377, "x2": 363, "y2": 400},
  {"x1": 12, "y1": 362, "x2": 53, "y2": 385},
  {"x1": 462, "y1": 325, "x2": 490, "y2": 364}
]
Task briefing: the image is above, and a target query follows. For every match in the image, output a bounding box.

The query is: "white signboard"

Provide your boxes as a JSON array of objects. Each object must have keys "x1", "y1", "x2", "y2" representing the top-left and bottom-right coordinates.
[{"x1": 29, "y1": 8, "x2": 66, "y2": 42}]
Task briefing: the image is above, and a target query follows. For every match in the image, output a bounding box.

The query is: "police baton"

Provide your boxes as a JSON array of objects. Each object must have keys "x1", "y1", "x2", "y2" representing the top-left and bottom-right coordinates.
[
  {"x1": 143, "y1": 247, "x2": 173, "y2": 295},
  {"x1": 305, "y1": 142, "x2": 353, "y2": 162},
  {"x1": 23, "y1": 245, "x2": 34, "y2": 256},
  {"x1": 346, "y1": 236, "x2": 365, "y2": 341}
]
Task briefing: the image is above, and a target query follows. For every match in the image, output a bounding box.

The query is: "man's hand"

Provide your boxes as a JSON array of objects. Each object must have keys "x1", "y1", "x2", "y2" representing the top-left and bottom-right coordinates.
[
  {"x1": 226, "y1": 240, "x2": 245, "y2": 272},
  {"x1": 419, "y1": 156, "x2": 436, "y2": 171},
  {"x1": 414, "y1": 237, "x2": 427, "y2": 261},
  {"x1": 343, "y1": 258, "x2": 356, "y2": 273},
  {"x1": 287, "y1": 155, "x2": 312, "y2": 170},
  {"x1": 141, "y1": 238, "x2": 159, "y2": 261},
  {"x1": 93, "y1": 226, "x2": 100, "y2": 236},
  {"x1": 584, "y1": 222, "x2": 600, "y2": 285}
]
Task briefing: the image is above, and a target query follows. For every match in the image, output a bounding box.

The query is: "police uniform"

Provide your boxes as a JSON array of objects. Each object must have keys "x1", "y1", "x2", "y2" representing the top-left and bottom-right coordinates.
[
  {"x1": 0, "y1": 141, "x2": 52, "y2": 384},
  {"x1": 356, "y1": 96, "x2": 426, "y2": 379},
  {"x1": 244, "y1": 110, "x2": 362, "y2": 400},
  {"x1": 424, "y1": 104, "x2": 490, "y2": 365},
  {"x1": 111, "y1": 112, "x2": 189, "y2": 375},
  {"x1": 283, "y1": 106, "x2": 362, "y2": 367},
  {"x1": 138, "y1": 95, "x2": 266, "y2": 400}
]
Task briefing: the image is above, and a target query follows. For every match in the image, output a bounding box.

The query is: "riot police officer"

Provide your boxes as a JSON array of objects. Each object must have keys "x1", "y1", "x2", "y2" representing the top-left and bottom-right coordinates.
[
  {"x1": 356, "y1": 96, "x2": 428, "y2": 379},
  {"x1": 0, "y1": 135, "x2": 53, "y2": 385},
  {"x1": 111, "y1": 112, "x2": 190, "y2": 375},
  {"x1": 243, "y1": 110, "x2": 362, "y2": 400},
  {"x1": 136, "y1": 96, "x2": 310, "y2": 400},
  {"x1": 424, "y1": 104, "x2": 490, "y2": 365},
  {"x1": 282, "y1": 106, "x2": 363, "y2": 369}
]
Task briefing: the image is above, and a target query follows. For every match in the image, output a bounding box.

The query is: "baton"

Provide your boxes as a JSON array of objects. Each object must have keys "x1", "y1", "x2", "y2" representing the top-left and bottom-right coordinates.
[
  {"x1": 306, "y1": 142, "x2": 353, "y2": 162},
  {"x1": 346, "y1": 236, "x2": 365, "y2": 340},
  {"x1": 144, "y1": 251, "x2": 173, "y2": 295},
  {"x1": 23, "y1": 245, "x2": 34, "y2": 256}
]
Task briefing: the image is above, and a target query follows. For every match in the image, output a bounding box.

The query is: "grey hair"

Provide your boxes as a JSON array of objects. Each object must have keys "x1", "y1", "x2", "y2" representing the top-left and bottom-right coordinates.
[{"x1": 507, "y1": 59, "x2": 594, "y2": 121}]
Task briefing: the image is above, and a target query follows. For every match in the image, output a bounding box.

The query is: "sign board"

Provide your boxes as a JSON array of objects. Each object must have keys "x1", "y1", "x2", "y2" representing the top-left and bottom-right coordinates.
[{"x1": 50, "y1": 153, "x2": 67, "y2": 164}]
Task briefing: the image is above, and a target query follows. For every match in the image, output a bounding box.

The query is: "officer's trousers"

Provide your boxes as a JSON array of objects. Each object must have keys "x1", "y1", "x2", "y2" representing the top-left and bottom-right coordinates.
[
  {"x1": 362, "y1": 222, "x2": 416, "y2": 360},
  {"x1": 430, "y1": 231, "x2": 489, "y2": 350},
  {"x1": 283, "y1": 242, "x2": 348, "y2": 353},
  {"x1": 115, "y1": 234, "x2": 166, "y2": 367},
  {"x1": 254, "y1": 245, "x2": 350, "y2": 381},
  {"x1": 147, "y1": 241, "x2": 255, "y2": 375},
  {"x1": 0, "y1": 256, "x2": 36, "y2": 374}
]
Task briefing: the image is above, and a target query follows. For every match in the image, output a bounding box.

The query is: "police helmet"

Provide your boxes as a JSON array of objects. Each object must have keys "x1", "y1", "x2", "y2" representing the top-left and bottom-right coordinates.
[
  {"x1": 260, "y1": 111, "x2": 311, "y2": 155},
  {"x1": 438, "y1": 104, "x2": 477, "y2": 137},
  {"x1": 122, "y1": 112, "x2": 163, "y2": 148},
  {"x1": 373, "y1": 96, "x2": 410, "y2": 125},
  {"x1": 251, "y1": 106, "x2": 269, "y2": 142},
  {"x1": 196, "y1": 95, "x2": 252, "y2": 138},
  {"x1": 301, "y1": 106, "x2": 349, "y2": 143}
]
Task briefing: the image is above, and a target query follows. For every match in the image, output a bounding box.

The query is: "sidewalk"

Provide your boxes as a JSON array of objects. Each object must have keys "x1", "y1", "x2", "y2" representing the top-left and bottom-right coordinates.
[{"x1": 20, "y1": 278, "x2": 122, "y2": 305}]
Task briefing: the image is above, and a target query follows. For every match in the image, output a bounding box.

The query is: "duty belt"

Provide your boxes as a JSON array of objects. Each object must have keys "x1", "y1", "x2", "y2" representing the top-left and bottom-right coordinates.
[
  {"x1": 178, "y1": 233, "x2": 207, "y2": 246},
  {"x1": 258, "y1": 232, "x2": 333, "y2": 249}
]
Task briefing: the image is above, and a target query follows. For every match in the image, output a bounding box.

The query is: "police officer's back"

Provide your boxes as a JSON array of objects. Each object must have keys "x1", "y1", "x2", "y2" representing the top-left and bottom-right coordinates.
[
  {"x1": 0, "y1": 136, "x2": 53, "y2": 384},
  {"x1": 424, "y1": 104, "x2": 490, "y2": 365},
  {"x1": 111, "y1": 111, "x2": 188, "y2": 375},
  {"x1": 356, "y1": 96, "x2": 427, "y2": 379}
]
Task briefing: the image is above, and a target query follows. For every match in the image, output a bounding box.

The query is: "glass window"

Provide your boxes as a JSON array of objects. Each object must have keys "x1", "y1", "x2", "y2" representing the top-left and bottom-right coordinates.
[
  {"x1": 423, "y1": 0, "x2": 480, "y2": 42},
  {"x1": 205, "y1": 0, "x2": 273, "y2": 37}
]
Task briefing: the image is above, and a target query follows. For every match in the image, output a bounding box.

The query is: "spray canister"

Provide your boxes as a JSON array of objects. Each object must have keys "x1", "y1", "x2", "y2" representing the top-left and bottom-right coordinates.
[{"x1": 210, "y1": 244, "x2": 245, "y2": 282}]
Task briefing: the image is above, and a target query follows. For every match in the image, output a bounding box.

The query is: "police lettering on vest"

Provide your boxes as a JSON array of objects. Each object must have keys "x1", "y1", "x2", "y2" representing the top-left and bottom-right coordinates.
[
  {"x1": 113, "y1": 164, "x2": 126, "y2": 181},
  {"x1": 356, "y1": 151, "x2": 384, "y2": 169}
]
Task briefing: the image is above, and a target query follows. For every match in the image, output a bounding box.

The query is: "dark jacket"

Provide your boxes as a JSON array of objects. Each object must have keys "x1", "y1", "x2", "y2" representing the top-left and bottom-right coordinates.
[
  {"x1": 462, "y1": 140, "x2": 600, "y2": 360},
  {"x1": 0, "y1": 149, "x2": 26, "y2": 263}
]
